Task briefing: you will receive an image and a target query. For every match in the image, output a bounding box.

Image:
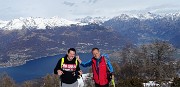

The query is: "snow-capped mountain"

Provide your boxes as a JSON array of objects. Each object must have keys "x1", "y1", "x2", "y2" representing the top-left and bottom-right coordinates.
[
  {"x1": 134, "y1": 12, "x2": 163, "y2": 20},
  {"x1": 111, "y1": 12, "x2": 180, "y2": 20},
  {"x1": 0, "y1": 20, "x2": 9, "y2": 28},
  {"x1": 164, "y1": 12, "x2": 180, "y2": 20},
  {"x1": 0, "y1": 17, "x2": 84, "y2": 30},
  {"x1": 1, "y1": 12, "x2": 180, "y2": 30},
  {"x1": 0, "y1": 16, "x2": 110, "y2": 30},
  {"x1": 1, "y1": 12, "x2": 180, "y2": 68},
  {"x1": 75, "y1": 16, "x2": 110, "y2": 24},
  {"x1": 102, "y1": 12, "x2": 180, "y2": 47}
]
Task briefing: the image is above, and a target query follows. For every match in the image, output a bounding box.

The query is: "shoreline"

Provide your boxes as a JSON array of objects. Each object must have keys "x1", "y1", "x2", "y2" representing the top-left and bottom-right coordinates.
[
  {"x1": 0, "y1": 53, "x2": 63, "y2": 68},
  {"x1": 0, "y1": 49, "x2": 114, "y2": 68},
  {"x1": 0, "y1": 52, "x2": 90, "y2": 68}
]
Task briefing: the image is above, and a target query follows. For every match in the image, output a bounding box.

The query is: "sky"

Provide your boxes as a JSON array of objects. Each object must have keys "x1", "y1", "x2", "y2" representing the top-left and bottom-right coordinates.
[{"x1": 0, "y1": 0, "x2": 180, "y2": 20}]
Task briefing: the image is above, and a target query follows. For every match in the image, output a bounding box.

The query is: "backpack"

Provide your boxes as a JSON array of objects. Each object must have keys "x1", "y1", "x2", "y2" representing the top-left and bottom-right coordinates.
[{"x1": 102, "y1": 54, "x2": 112, "y2": 82}]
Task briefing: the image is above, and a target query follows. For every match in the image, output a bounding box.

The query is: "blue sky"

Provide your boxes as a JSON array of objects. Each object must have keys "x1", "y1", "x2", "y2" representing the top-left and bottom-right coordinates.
[{"x1": 0, "y1": 0, "x2": 180, "y2": 20}]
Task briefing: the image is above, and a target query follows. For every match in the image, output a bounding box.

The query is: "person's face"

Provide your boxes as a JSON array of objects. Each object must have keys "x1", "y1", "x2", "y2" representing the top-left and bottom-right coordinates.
[
  {"x1": 92, "y1": 49, "x2": 100, "y2": 59},
  {"x1": 67, "y1": 51, "x2": 76, "y2": 60}
]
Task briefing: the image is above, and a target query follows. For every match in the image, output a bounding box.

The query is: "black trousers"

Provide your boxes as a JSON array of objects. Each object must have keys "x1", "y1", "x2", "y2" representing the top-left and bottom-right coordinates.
[{"x1": 95, "y1": 83, "x2": 109, "y2": 87}]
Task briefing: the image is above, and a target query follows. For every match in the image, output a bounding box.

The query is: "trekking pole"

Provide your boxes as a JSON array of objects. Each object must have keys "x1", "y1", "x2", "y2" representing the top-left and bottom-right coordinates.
[
  {"x1": 111, "y1": 75, "x2": 115, "y2": 87},
  {"x1": 111, "y1": 79, "x2": 115, "y2": 87}
]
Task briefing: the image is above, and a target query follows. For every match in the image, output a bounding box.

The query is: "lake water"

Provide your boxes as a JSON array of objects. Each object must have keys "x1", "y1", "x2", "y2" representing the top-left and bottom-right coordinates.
[{"x1": 0, "y1": 53, "x2": 92, "y2": 83}]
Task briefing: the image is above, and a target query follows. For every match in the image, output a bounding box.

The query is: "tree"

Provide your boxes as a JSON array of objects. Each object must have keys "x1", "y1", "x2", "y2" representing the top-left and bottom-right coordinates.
[
  {"x1": 117, "y1": 77, "x2": 144, "y2": 87},
  {"x1": 117, "y1": 40, "x2": 177, "y2": 86},
  {"x1": 22, "y1": 81, "x2": 33, "y2": 87},
  {"x1": 140, "y1": 40, "x2": 176, "y2": 80},
  {"x1": 171, "y1": 78, "x2": 180, "y2": 87},
  {"x1": 43, "y1": 74, "x2": 60, "y2": 87},
  {"x1": 120, "y1": 44, "x2": 143, "y2": 79},
  {"x1": 0, "y1": 73, "x2": 16, "y2": 87},
  {"x1": 111, "y1": 62, "x2": 121, "y2": 78}
]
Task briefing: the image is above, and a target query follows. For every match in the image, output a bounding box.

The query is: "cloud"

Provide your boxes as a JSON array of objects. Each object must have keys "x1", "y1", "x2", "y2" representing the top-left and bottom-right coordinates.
[
  {"x1": 88, "y1": 0, "x2": 98, "y2": 4},
  {"x1": 0, "y1": 0, "x2": 180, "y2": 20},
  {"x1": 119, "y1": 4, "x2": 180, "y2": 14},
  {"x1": 145, "y1": 4, "x2": 180, "y2": 11},
  {"x1": 63, "y1": 1, "x2": 75, "y2": 6}
]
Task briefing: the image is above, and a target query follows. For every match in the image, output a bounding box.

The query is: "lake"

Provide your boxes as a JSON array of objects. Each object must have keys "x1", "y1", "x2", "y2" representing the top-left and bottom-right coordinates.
[{"x1": 0, "y1": 53, "x2": 92, "y2": 83}]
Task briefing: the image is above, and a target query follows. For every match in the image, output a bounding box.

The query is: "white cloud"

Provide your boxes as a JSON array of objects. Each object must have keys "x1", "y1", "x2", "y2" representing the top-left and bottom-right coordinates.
[
  {"x1": 0, "y1": 0, "x2": 180, "y2": 20},
  {"x1": 63, "y1": 1, "x2": 75, "y2": 7}
]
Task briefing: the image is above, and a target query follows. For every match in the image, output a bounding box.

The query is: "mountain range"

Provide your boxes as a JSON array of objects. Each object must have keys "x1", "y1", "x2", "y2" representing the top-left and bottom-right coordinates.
[{"x1": 0, "y1": 12, "x2": 180, "y2": 67}]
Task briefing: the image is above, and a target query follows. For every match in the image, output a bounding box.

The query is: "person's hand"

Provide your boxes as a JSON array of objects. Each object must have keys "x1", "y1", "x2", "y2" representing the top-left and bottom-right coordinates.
[
  {"x1": 78, "y1": 70, "x2": 83, "y2": 76},
  {"x1": 76, "y1": 55, "x2": 82, "y2": 64},
  {"x1": 57, "y1": 70, "x2": 63, "y2": 76},
  {"x1": 111, "y1": 74, "x2": 115, "y2": 80}
]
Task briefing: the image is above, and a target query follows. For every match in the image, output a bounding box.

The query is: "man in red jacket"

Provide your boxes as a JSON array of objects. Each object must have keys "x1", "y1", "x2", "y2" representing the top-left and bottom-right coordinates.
[{"x1": 77, "y1": 48, "x2": 114, "y2": 87}]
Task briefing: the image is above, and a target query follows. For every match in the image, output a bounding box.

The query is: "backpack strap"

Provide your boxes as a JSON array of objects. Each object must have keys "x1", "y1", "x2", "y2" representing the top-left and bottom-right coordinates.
[
  {"x1": 75, "y1": 58, "x2": 78, "y2": 67},
  {"x1": 103, "y1": 56, "x2": 112, "y2": 82},
  {"x1": 61, "y1": 58, "x2": 64, "y2": 68},
  {"x1": 103, "y1": 56, "x2": 110, "y2": 72}
]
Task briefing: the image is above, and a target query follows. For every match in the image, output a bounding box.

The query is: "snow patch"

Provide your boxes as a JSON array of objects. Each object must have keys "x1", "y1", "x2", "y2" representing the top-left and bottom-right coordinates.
[
  {"x1": 78, "y1": 73, "x2": 90, "y2": 87},
  {"x1": 143, "y1": 81, "x2": 160, "y2": 87}
]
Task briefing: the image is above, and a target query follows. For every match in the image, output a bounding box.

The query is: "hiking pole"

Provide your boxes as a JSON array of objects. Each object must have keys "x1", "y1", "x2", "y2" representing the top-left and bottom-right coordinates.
[
  {"x1": 111, "y1": 79, "x2": 115, "y2": 87},
  {"x1": 111, "y1": 75, "x2": 115, "y2": 87}
]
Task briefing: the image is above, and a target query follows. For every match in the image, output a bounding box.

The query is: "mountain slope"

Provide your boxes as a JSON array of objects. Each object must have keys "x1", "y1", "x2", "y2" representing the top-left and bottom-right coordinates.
[
  {"x1": 0, "y1": 24, "x2": 127, "y2": 67},
  {"x1": 1, "y1": 12, "x2": 180, "y2": 67},
  {"x1": 102, "y1": 12, "x2": 180, "y2": 45}
]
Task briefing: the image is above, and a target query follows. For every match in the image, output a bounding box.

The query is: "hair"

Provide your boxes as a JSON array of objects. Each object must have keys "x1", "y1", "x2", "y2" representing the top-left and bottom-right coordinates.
[
  {"x1": 91, "y1": 48, "x2": 99, "y2": 53},
  {"x1": 68, "y1": 48, "x2": 76, "y2": 54}
]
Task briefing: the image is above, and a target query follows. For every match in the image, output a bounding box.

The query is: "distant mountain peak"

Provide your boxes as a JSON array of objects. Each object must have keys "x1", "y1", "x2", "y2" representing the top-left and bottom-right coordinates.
[
  {"x1": 112, "y1": 14, "x2": 131, "y2": 20},
  {"x1": 1, "y1": 13, "x2": 180, "y2": 30},
  {"x1": 75, "y1": 16, "x2": 110, "y2": 24},
  {"x1": 0, "y1": 17, "x2": 83, "y2": 30},
  {"x1": 136, "y1": 12, "x2": 161, "y2": 19},
  {"x1": 111, "y1": 12, "x2": 180, "y2": 21}
]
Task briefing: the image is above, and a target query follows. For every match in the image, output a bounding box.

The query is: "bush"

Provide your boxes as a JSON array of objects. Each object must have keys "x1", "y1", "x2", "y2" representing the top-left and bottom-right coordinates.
[
  {"x1": 43, "y1": 74, "x2": 60, "y2": 87},
  {"x1": 171, "y1": 78, "x2": 180, "y2": 87},
  {"x1": 0, "y1": 73, "x2": 16, "y2": 87},
  {"x1": 117, "y1": 77, "x2": 144, "y2": 87},
  {"x1": 22, "y1": 81, "x2": 33, "y2": 87}
]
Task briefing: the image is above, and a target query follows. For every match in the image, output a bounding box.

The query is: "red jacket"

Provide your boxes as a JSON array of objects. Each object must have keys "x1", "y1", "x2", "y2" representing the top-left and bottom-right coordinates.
[{"x1": 92, "y1": 56, "x2": 109, "y2": 85}]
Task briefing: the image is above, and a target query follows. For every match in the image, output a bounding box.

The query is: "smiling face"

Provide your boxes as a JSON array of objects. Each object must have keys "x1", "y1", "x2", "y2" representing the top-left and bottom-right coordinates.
[
  {"x1": 92, "y1": 49, "x2": 101, "y2": 59},
  {"x1": 67, "y1": 50, "x2": 76, "y2": 61}
]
